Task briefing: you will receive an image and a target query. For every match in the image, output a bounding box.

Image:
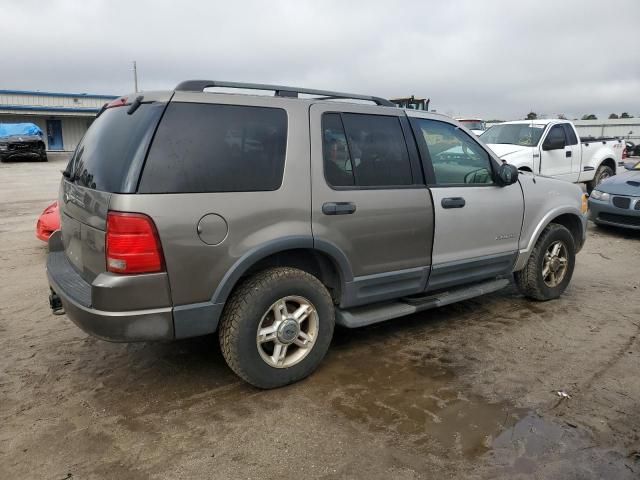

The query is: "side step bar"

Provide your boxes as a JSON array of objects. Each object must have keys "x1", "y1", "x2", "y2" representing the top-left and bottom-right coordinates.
[{"x1": 335, "y1": 278, "x2": 510, "y2": 328}]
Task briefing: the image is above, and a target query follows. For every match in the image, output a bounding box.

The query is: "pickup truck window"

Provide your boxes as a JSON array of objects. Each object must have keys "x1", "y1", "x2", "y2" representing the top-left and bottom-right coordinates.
[
  {"x1": 480, "y1": 124, "x2": 544, "y2": 147},
  {"x1": 322, "y1": 113, "x2": 413, "y2": 188},
  {"x1": 414, "y1": 119, "x2": 493, "y2": 185},
  {"x1": 544, "y1": 125, "x2": 566, "y2": 149},
  {"x1": 562, "y1": 124, "x2": 578, "y2": 145}
]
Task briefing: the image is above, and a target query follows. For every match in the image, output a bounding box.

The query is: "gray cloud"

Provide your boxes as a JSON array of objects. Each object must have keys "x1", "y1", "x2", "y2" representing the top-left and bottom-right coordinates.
[{"x1": 2, "y1": 0, "x2": 639, "y2": 119}]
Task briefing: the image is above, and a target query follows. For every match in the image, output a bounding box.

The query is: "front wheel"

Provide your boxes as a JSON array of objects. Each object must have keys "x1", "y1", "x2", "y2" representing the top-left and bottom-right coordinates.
[
  {"x1": 586, "y1": 164, "x2": 614, "y2": 193},
  {"x1": 514, "y1": 223, "x2": 576, "y2": 301},
  {"x1": 218, "y1": 267, "x2": 335, "y2": 389}
]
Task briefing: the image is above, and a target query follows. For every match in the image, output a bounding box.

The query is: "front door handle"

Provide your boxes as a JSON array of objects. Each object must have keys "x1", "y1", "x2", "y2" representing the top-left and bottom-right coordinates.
[
  {"x1": 441, "y1": 197, "x2": 466, "y2": 209},
  {"x1": 566, "y1": 150, "x2": 572, "y2": 158},
  {"x1": 322, "y1": 202, "x2": 356, "y2": 215}
]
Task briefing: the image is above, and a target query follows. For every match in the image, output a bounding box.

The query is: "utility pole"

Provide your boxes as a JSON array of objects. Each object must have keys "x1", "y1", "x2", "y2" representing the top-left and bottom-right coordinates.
[{"x1": 133, "y1": 61, "x2": 139, "y2": 93}]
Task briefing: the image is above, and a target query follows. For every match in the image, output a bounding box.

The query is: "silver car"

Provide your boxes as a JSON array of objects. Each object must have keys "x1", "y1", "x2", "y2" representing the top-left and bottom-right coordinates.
[{"x1": 47, "y1": 80, "x2": 588, "y2": 388}]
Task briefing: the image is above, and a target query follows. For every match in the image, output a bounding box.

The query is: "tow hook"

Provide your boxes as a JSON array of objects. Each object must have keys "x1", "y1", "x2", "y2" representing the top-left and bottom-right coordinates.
[{"x1": 49, "y1": 290, "x2": 65, "y2": 316}]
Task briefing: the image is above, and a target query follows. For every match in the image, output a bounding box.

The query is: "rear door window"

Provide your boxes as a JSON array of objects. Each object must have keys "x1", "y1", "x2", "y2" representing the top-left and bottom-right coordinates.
[
  {"x1": 322, "y1": 113, "x2": 355, "y2": 187},
  {"x1": 139, "y1": 103, "x2": 287, "y2": 193},
  {"x1": 322, "y1": 112, "x2": 413, "y2": 188},
  {"x1": 68, "y1": 103, "x2": 165, "y2": 192}
]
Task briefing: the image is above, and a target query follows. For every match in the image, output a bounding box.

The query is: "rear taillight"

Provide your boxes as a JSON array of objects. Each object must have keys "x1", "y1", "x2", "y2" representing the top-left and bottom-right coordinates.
[
  {"x1": 622, "y1": 148, "x2": 628, "y2": 160},
  {"x1": 106, "y1": 211, "x2": 164, "y2": 274}
]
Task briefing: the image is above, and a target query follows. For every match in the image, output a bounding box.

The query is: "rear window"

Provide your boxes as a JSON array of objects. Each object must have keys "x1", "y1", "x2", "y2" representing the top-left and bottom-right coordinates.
[
  {"x1": 138, "y1": 103, "x2": 287, "y2": 193},
  {"x1": 67, "y1": 103, "x2": 165, "y2": 192}
]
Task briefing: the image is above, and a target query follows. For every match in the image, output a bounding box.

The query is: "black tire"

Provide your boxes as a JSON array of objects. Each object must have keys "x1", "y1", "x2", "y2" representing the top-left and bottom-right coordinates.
[
  {"x1": 514, "y1": 223, "x2": 576, "y2": 301},
  {"x1": 586, "y1": 164, "x2": 614, "y2": 193},
  {"x1": 39, "y1": 154, "x2": 48, "y2": 162},
  {"x1": 218, "y1": 267, "x2": 335, "y2": 389}
]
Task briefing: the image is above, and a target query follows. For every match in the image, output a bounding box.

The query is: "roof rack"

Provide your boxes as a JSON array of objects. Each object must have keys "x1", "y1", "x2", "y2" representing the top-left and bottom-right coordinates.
[{"x1": 174, "y1": 80, "x2": 396, "y2": 107}]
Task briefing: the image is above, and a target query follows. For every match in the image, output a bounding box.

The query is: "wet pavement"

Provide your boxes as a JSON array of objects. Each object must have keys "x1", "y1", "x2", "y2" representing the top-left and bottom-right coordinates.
[{"x1": 1, "y1": 154, "x2": 639, "y2": 479}]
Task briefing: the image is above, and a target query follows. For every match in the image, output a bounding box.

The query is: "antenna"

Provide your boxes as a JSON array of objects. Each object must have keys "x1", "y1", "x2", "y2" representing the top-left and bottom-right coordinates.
[{"x1": 133, "y1": 61, "x2": 139, "y2": 93}]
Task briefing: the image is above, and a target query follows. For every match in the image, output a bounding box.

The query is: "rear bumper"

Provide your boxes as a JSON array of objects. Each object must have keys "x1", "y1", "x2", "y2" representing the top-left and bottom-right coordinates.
[
  {"x1": 46, "y1": 228, "x2": 226, "y2": 341},
  {"x1": 46, "y1": 237, "x2": 174, "y2": 342}
]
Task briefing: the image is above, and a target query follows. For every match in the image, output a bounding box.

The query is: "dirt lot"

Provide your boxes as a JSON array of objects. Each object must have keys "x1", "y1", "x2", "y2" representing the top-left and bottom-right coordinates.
[{"x1": 1, "y1": 153, "x2": 639, "y2": 479}]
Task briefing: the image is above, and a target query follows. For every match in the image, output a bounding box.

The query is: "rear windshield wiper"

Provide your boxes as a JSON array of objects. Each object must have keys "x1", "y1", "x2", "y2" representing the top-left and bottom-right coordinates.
[{"x1": 127, "y1": 95, "x2": 144, "y2": 115}]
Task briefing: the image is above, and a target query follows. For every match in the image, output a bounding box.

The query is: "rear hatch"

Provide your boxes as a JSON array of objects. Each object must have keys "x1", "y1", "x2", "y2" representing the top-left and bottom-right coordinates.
[{"x1": 59, "y1": 93, "x2": 170, "y2": 282}]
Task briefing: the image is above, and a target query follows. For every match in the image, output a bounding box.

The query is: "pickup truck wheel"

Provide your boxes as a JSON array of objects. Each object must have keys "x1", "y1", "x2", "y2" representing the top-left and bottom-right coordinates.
[
  {"x1": 514, "y1": 223, "x2": 575, "y2": 301},
  {"x1": 218, "y1": 267, "x2": 335, "y2": 389},
  {"x1": 587, "y1": 164, "x2": 614, "y2": 193}
]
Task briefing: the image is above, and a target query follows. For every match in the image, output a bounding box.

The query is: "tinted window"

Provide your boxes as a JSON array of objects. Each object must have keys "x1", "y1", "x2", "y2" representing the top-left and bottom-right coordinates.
[
  {"x1": 139, "y1": 103, "x2": 287, "y2": 193},
  {"x1": 322, "y1": 113, "x2": 355, "y2": 187},
  {"x1": 68, "y1": 103, "x2": 164, "y2": 192},
  {"x1": 322, "y1": 113, "x2": 412, "y2": 188},
  {"x1": 414, "y1": 119, "x2": 493, "y2": 185},
  {"x1": 562, "y1": 124, "x2": 578, "y2": 145},
  {"x1": 545, "y1": 125, "x2": 566, "y2": 146}
]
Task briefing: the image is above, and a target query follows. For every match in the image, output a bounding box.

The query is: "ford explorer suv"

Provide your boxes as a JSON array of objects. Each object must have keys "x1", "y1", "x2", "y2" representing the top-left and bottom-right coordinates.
[
  {"x1": 47, "y1": 81, "x2": 588, "y2": 389},
  {"x1": 480, "y1": 120, "x2": 624, "y2": 192}
]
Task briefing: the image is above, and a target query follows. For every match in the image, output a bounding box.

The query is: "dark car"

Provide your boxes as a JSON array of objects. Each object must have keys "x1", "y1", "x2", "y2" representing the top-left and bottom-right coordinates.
[
  {"x1": 589, "y1": 162, "x2": 640, "y2": 230},
  {"x1": 0, "y1": 123, "x2": 47, "y2": 162}
]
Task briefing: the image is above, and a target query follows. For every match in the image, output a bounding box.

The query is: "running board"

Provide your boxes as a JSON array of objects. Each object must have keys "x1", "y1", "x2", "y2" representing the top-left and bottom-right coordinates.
[{"x1": 335, "y1": 278, "x2": 510, "y2": 328}]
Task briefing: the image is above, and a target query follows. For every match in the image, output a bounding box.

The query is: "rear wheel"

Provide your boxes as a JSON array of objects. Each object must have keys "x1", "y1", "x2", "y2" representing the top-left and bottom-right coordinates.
[
  {"x1": 586, "y1": 164, "x2": 614, "y2": 193},
  {"x1": 514, "y1": 223, "x2": 576, "y2": 301},
  {"x1": 218, "y1": 267, "x2": 335, "y2": 389}
]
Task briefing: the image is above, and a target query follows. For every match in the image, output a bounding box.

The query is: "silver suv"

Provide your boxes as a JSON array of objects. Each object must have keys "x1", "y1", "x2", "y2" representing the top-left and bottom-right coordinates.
[{"x1": 47, "y1": 80, "x2": 588, "y2": 388}]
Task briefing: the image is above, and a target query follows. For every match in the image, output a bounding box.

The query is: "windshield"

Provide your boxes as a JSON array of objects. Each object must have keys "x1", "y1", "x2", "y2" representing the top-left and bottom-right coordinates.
[
  {"x1": 480, "y1": 124, "x2": 545, "y2": 147},
  {"x1": 459, "y1": 120, "x2": 484, "y2": 131}
]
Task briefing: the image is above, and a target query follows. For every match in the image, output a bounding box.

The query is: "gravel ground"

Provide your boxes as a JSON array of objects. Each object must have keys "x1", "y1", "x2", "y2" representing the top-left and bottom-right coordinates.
[{"x1": 1, "y1": 153, "x2": 639, "y2": 479}]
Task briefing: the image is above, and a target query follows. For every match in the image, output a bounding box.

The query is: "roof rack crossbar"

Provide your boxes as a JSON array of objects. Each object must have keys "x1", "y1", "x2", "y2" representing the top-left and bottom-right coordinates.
[{"x1": 174, "y1": 80, "x2": 395, "y2": 107}]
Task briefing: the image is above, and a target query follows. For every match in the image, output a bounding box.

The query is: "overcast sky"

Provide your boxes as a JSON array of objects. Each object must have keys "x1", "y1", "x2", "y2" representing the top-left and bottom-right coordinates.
[{"x1": 2, "y1": 0, "x2": 639, "y2": 119}]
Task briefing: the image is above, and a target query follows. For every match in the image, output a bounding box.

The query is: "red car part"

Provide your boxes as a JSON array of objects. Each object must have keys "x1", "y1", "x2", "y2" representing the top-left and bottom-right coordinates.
[{"x1": 36, "y1": 201, "x2": 60, "y2": 242}]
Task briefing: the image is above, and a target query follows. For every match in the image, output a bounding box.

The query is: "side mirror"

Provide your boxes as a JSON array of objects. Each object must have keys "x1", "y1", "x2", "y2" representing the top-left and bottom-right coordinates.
[
  {"x1": 496, "y1": 163, "x2": 519, "y2": 186},
  {"x1": 542, "y1": 137, "x2": 565, "y2": 150}
]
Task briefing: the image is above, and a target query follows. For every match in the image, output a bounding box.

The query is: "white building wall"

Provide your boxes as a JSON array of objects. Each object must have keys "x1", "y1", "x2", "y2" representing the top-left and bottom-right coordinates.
[
  {"x1": 573, "y1": 119, "x2": 640, "y2": 141},
  {"x1": 0, "y1": 92, "x2": 110, "y2": 110},
  {"x1": 61, "y1": 117, "x2": 92, "y2": 150}
]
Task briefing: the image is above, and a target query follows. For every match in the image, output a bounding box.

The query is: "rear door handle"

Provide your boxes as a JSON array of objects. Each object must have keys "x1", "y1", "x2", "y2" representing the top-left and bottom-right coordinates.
[
  {"x1": 441, "y1": 197, "x2": 466, "y2": 209},
  {"x1": 566, "y1": 150, "x2": 572, "y2": 158},
  {"x1": 322, "y1": 202, "x2": 356, "y2": 215}
]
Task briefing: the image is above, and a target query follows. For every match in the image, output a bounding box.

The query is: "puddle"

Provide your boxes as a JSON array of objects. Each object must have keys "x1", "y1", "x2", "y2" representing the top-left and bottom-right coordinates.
[
  {"x1": 312, "y1": 336, "x2": 637, "y2": 477},
  {"x1": 315, "y1": 342, "x2": 529, "y2": 459}
]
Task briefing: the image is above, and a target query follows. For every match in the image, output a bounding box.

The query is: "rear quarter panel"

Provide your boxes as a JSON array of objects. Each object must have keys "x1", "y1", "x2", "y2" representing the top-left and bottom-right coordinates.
[{"x1": 109, "y1": 95, "x2": 312, "y2": 307}]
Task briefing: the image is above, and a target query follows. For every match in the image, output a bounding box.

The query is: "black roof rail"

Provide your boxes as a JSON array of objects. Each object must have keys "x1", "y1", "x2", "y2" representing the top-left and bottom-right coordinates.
[{"x1": 174, "y1": 80, "x2": 396, "y2": 107}]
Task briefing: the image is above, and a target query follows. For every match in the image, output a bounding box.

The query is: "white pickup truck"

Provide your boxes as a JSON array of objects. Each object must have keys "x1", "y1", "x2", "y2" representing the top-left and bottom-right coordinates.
[{"x1": 480, "y1": 119, "x2": 624, "y2": 191}]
